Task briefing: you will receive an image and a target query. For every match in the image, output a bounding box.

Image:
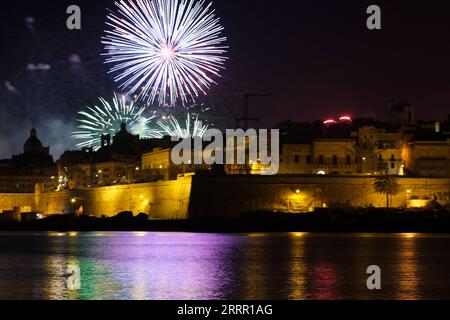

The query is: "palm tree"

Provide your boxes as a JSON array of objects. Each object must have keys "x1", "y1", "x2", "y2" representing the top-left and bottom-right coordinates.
[{"x1": 374, "y1": 176, "x2": 400, "y2": 208}]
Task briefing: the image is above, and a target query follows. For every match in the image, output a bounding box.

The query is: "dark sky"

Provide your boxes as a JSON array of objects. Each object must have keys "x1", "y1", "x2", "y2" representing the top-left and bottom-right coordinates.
[{"x1": 1, "y1": 0, "x2": 450, "y2": 158}]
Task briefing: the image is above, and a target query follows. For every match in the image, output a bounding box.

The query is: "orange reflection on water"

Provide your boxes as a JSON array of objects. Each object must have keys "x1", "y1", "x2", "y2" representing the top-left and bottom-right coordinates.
[
  {"x1": 402, "y1": 233, "x2": 418, "y2": 239},
  {"x1": 396, "y1": 234, "x2": 421, "y2": 300},
  {"x1": 287, "y1": 233, "x2": 307, "y2": 299}
]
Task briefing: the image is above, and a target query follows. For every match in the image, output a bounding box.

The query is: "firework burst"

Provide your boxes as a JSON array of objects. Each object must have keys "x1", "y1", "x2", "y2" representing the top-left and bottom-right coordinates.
[
  {"x1": 157, "y1": 113, "x2": 209, "y2": 138},
  {"x1": 72, "y1": 93, "x2": 161, "y2": 150},
  {"x1": 102, "y1": 0, "x2": 227, "y2": 107}
]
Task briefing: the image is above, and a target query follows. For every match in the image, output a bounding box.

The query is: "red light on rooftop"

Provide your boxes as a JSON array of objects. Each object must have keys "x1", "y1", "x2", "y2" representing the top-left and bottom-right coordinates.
[
  {"x1": 323, "y1": 119, "x2": 336, "y2": 125},
  {"x1": 339, "y1": 115, "x2": 352, "y2": 122}
]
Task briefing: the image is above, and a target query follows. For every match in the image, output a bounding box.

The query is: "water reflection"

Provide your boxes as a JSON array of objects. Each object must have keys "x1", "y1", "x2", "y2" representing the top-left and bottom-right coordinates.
[
  {"x1": 288, "y1": 233, "x2": 307, "y2": 299},
  {"x1": 0, "y1": 232, "x2": 449, "y2": 300},
  {"x1": 43, "y1": 255, "x2": 70, "y2": 300},
  {"x1": 396, "y1": 234, "x2": 421, "y2": 300}
]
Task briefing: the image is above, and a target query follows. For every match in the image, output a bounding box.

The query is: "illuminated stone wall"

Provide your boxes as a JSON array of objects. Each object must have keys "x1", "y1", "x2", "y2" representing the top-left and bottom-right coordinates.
[
  {"x1": 36, "y1": 175, "x2": 193, "y2": 219},
  {"x1": 0, "y1": 193, "x2": 35, "y2": 212},
  {"x1": 188, "y1": 176, "x2": 450, "y2": 218},
  {"x1": 1, "y1": 175, "x2": 449, "y2": 220}
]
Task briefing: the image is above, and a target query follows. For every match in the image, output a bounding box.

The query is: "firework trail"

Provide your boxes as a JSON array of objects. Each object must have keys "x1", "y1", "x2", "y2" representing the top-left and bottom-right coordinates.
[
  {"x1": 72, "y1": 93, "x2": 161, "y2": 149},
  {"x1": 102, "y1": 0, "x2": 227, "y2": 107}
]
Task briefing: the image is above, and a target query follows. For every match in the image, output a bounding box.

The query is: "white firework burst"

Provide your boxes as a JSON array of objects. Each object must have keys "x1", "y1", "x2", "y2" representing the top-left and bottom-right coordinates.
[
  {"x1": 157, "y1": 113, "x2": 208, "y2": 138},
  {"x1": 72, "y1": 93, "x2": 162, "y2": 150},
  {"x1": 102, "y1": 0, "x2": 227, "y2": 107}
]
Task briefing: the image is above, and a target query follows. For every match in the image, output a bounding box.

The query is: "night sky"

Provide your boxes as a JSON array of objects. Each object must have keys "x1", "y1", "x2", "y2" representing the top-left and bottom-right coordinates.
[{"x1": 1, "y1": 0, "x2": 450, "y2": 158}]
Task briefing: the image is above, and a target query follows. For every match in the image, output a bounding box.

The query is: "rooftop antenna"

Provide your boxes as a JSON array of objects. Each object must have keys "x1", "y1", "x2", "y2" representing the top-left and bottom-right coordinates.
[{"x1": 236, "y1": 92, "x2": 271, "y2": 129}]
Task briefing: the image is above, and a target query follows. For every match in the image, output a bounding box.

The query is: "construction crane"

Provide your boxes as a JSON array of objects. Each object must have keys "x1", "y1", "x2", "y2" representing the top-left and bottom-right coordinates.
[{"x1": 236, "y1": 92, "x2": 271, "y2": 129}]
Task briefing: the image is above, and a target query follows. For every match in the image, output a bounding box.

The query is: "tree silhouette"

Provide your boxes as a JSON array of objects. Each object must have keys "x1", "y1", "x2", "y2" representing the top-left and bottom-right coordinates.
[{"x1": 374, "y1": 176, "x2": 400, "y2": 208}]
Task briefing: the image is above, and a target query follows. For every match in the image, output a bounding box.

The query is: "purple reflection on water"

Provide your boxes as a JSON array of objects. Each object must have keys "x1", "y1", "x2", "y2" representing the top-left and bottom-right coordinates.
[
  {"x1": 82, "y1": 232, "x2": 245, "y2": 300},
  {"x1": 1, "y1": 232, "x2": 450, "y2": 300}
]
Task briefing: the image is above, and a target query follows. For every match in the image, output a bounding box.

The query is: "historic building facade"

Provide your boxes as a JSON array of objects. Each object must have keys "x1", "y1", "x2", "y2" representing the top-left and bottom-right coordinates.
[{"x1": 0, "y1": 129, "x2": 56, "y2": 193}]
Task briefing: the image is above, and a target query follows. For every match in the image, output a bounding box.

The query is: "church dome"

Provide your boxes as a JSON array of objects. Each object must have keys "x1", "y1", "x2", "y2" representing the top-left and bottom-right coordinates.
[
  {"x1": 24, "y1": 128, "x2": 43, "y2": 147},
  {"x1": 24, "y1": 128, "x2": 44, "y2": 153}
]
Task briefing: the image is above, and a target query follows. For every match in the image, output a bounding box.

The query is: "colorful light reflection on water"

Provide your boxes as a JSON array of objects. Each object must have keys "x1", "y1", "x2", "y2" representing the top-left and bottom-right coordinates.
[{"x1": 0, "y1": 232, "x2": 449, "y2": 300}]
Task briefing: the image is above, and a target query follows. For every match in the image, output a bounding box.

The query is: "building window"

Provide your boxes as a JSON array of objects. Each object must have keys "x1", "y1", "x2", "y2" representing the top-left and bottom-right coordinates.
[
  {"x1": 346, "y1": 155, "x2": 352, "y2": 165},
  {"x1": 319, "y1": 155, "x2": 324, "y2": 165},
  {"x1": 390, "y1": 155, "x2": 395, "y2": 161},
  {"x1": 391, "y1": 162, "x2": 395, "y2": 169},
  {"x1": 378, "y1": 155, "x2": 383, "y2": 161},
  {"x1": 332, "y1": 155, "x2": 338, "y2": 165},
  {"x1": 306, "y1": 155, "x2": 312, "y2": 164},
  {"x1": 294, "y1": 155, "x2": 300, "y2": 163}
]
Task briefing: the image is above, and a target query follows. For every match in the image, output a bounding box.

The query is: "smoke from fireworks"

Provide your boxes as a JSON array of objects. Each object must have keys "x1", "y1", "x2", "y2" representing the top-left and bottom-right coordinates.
[
  {"x1": 102, "y1": 0, "x2": 227, "y2": 107},
  {"x1": 157, "y1": 113, "x2": 209, "y2": 138},
  {"x1": 72, "y1": 93, "x2": 161, "y2": 150}
]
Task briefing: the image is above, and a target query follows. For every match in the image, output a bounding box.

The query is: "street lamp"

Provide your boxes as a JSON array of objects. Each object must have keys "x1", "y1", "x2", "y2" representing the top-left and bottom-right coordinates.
[
  {"x1": 70, "y1": 197, "x2": 84, "y2": 215},
  {"x1": 406, "y1": 189, "x2": 412, "y2": 208}
]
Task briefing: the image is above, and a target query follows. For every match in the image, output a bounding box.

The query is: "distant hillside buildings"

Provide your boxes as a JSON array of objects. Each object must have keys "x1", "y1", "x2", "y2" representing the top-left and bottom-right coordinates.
[
  {"x1": 278, "y1": 103, "x2": 450, "y2": 177},
  {"x1": 1, "y1": 103, "x2": 450, "y2": 194},
  {"x1": 277, "y1": 120, "x2": 449, "y2": 176},
  {"x1": 57, "y1": 123, "x2": 174, "y2": 190}
]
